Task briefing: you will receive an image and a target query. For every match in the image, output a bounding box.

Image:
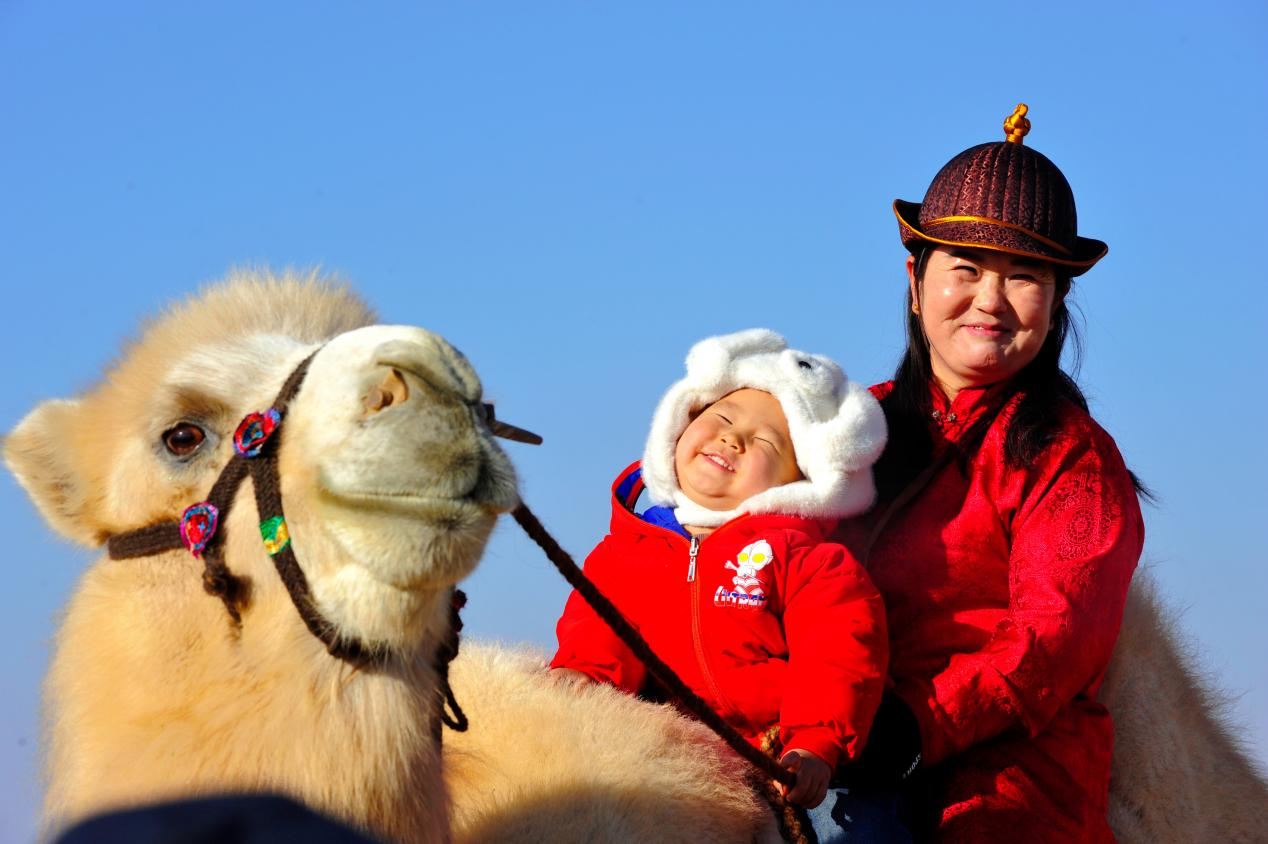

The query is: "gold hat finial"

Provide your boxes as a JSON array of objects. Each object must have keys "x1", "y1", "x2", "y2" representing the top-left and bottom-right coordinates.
[{"x1": 1004, "y1": 103, "x2": 1030, "y2": 144}]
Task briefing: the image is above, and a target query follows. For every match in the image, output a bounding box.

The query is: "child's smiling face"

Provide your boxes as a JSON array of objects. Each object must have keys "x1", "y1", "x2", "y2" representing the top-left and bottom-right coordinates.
[{"x1": 673, "y1": 388, "x2": 802, "y2": 513}]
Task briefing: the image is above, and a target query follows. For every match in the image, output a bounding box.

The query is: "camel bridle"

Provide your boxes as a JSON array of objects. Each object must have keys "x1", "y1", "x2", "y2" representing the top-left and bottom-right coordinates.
[
  {"x1": 106, "y1": 349, "x2": 403, "y2": 659},
  {"x1": 105, "y1": 347, "x2": 532, "y2": 736}
]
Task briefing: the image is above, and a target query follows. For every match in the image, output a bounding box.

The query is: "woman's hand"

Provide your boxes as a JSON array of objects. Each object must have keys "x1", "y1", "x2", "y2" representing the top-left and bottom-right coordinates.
[{"x1": 778, "y1": 748, "x2": 831, "y2": 808}]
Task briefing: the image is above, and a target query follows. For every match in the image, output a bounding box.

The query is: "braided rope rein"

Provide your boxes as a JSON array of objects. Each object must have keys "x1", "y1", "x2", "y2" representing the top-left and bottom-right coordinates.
[
  {"x1": 511, "y1": 503, "x2": 812, "y2": 841},
  {"x1": 511, "y1": 502, "x2": 799, "y2": 791},
  {"x1": 758, "y1": 727, "x2": 814, "y2": 844}
]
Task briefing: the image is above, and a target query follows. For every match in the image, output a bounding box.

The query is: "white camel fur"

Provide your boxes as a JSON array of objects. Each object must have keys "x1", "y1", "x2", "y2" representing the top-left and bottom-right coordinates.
[
  {"x1": 1101, "y1": 573, "x2": 1268, "y2": 842},
  {"x1": 6, "y1": 272, "x2": 1266, "y2": 843}
]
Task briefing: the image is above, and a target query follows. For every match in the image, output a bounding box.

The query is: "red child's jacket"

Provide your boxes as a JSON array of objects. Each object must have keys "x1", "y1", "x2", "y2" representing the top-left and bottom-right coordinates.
[{"x1": 551, "y1": 462, "x2": 888, "y2": 770}]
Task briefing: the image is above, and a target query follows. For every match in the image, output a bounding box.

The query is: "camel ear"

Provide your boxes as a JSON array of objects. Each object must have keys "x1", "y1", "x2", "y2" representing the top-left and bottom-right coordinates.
[{"x1": 4, "y1": 398, "x2": 104, "y2": 546}]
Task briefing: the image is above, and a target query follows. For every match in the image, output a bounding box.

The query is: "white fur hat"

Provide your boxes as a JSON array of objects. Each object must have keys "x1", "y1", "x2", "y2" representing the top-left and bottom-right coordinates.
[{"x1": 641, "y1": 329, "x2": 887, "y2": 527}]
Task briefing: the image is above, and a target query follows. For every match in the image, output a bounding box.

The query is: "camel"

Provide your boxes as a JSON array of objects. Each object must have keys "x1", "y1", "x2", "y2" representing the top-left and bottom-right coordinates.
[
  {"x1": 5, "y1": 271, "x2": 1266, "y2": 842},
  {"x1": 3, "y1": 272, "x2": 522, "y2": 841}
]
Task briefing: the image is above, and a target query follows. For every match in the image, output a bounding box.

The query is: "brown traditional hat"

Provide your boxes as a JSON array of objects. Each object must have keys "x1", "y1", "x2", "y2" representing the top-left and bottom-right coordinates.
[{"x1": 894, "y1": 104, "x2": 1107, "y2": 275}]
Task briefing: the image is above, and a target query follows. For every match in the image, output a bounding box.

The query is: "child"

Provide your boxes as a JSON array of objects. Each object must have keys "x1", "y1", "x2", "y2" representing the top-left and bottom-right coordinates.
[{"x1": 550, "y1": 329, "x2": 889, "y2": 814}]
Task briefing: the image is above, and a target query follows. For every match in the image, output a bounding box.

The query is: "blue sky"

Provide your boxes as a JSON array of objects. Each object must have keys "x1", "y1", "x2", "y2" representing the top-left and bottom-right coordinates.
[{"x1": 2, "y1": 2, "x2": 1265, "y2": 839}]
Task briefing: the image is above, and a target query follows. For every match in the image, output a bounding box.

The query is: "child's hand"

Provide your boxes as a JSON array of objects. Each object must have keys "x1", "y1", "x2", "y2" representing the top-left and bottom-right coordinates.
[
  {"x1": 548, "y1": 667, "x2": 594, "y2": 688},
  {"x1": 778, "y1": 748, "x2": 831, "y2": 808}
]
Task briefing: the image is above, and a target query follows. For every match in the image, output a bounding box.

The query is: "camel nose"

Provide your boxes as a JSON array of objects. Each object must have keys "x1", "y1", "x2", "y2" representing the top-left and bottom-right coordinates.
[
  {"x1": 363, "y1": 367, "x2": 410, "y2": 414},
  {"x1": 370, "y1": 334, "x2": 483, "y2": 405}
]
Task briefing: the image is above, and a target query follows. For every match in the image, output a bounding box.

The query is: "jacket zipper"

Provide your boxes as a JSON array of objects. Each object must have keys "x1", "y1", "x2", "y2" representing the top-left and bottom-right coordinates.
[{"x1": 687, "y1": 533, "x2": 734, "y2": 719}]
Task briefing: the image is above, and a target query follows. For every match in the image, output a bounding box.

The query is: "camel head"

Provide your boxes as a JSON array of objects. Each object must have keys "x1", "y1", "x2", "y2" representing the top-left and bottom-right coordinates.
[{"x1": 4, "y1": 271, "x2": 521, "y2": 657}]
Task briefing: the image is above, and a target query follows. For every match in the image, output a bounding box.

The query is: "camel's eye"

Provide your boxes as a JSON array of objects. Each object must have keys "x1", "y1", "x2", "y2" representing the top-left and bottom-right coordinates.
[{"x1": 162, "y1": 423, "x2": 207, "y2": 457}]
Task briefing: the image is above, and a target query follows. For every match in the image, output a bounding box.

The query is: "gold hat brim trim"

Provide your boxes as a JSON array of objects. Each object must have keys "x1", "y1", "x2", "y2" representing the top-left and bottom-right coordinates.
[
  {"x1": 923, "y1": 214, "x2": 1072, "y2": 256},
  {"x1": 893, "y1": 201, "x2": 1107, "y2": 272}
]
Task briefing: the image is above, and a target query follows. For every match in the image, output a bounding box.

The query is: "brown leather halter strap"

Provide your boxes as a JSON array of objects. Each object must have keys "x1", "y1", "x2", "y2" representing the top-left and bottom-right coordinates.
[
  {"x1": 104, "y1": 348, "x2": 468, "y2": 729},
  {"x1": 106, "y1": 351, "x2": 379, "y2": 649}
]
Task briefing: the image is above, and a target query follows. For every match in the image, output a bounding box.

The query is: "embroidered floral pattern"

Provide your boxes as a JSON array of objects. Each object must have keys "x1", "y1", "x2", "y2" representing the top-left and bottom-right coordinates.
[{"x1": 1048, "y1": 471, "x2": 1122, "y2": 562}]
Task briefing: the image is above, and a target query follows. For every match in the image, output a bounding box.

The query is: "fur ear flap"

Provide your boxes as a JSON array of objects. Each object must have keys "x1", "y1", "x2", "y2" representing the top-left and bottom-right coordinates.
[{"x1": 4, "y1": 398, "x2": 104, "y2": 546}]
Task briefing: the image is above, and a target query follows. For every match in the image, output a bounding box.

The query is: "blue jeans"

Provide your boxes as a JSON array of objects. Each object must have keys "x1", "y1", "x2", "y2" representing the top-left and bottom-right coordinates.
[{"x1": 805, "y1": 787, "x2": 912, "y2": 844}]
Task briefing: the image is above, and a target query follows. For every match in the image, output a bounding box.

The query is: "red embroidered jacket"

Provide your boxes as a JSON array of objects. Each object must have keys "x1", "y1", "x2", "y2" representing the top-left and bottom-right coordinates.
[
  {"x1": 837, "y1": 383, "x2": 1144, "y2": 842},
  {"x1": 551, "y1": 462, "x2": 888, "y2": 770}
]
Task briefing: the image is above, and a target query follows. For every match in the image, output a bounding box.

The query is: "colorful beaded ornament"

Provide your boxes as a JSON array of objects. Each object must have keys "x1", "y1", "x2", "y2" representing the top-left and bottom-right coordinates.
[
  {"x1": 179, "y1": 502, "x2": 220, "y2": 557},
  {"x1": 233, "y1": 408, "x2": 282, "y2": 458},
  {"x1": 259, "y1": 515, "x2": 291, "y2": 556}
]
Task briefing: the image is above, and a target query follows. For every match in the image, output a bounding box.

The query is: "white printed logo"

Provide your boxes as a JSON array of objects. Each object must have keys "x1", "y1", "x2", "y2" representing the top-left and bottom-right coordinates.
[{"x1": 714, "y1": 539, "x2": 774, "y2": 609}]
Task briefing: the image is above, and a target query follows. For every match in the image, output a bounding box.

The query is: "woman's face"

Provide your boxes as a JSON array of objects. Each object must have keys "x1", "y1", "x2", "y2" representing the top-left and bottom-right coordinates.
[{"x1": 909, "y1": 246, "x2": 1060, "y2": 397}]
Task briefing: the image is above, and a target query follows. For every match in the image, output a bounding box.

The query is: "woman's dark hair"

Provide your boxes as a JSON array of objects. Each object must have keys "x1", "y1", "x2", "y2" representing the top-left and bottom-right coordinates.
[{"x1": 873, "y1": 247, "x2": 1150, "y2": 502}]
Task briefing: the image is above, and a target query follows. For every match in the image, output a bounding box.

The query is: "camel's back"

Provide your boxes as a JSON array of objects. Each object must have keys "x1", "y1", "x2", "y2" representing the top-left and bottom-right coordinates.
[
  {"x1": 1102, "y1": 573, "x2": 1268, "y2": 843},
  {"x1": 444, "y1": 642, "x2": 779, "y2": 844}
]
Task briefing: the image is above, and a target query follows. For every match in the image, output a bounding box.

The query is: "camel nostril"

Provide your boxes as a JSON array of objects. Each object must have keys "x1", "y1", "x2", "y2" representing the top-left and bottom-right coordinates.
[{"x1": 363, "y1": 368, "x2": 410, "y2": 414}]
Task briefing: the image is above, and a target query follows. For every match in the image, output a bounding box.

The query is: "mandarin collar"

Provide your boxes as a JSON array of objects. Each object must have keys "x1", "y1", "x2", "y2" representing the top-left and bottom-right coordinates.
[{"x1": 928, "y1": 380, "x2": 1009, "y2": 436}]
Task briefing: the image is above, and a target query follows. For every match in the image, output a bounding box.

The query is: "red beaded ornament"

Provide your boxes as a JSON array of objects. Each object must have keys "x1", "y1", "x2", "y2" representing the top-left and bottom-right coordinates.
[
  {"x1": 233, "y1": 408, "x2": 282, "y2": 457},
  {"x1": 179, "y1": 502, "x2": 220, "y2": 557}
]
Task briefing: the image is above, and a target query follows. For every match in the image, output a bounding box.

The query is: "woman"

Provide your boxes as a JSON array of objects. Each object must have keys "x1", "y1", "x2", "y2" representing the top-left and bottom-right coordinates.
[{"x1": 833, "y1": 105, "x2": 1145, "y2": 842}]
